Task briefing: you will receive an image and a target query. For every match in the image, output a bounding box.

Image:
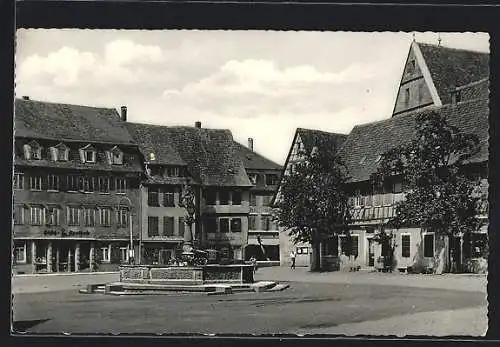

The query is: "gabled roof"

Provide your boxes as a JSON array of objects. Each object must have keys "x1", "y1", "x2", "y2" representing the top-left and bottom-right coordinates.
[
  {"x1": 417, "y1": 42, "x2": 489, "y2": 105},
  {"x1": 339, "y1": 96, "x2": 489, "y2": 183},
  {"x1": 233, "y1": 141, "x2": 282, "y2": 171},
  {"x1": 274, "y1": 128, "x2": 348, "y2": 202},
  {"x1": 125, "y1": 123, "x2": 186, "y2": 166},
  {"x1": 126, "y1": 123, "x2": 252, "y2": 187},
  {"x1": 15, "y1": 98, "x2": 135, "y2": 145},
  {"x1": 296, "y1": 128, "x2": 348, "y2": 153}
]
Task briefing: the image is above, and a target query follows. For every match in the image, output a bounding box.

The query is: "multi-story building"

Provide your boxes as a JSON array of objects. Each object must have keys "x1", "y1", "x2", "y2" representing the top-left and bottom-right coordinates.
[
  {"x1": 13, "y1": 98, "x2": 143, "y2": 274},
  {"x1": 125, "y1": 121, "x2": 253, "y2": 263},
  {"x1": 278, "y1": 41, "x2": 489, "y2": 273},
  {"x1": 277, "y1": 128, "x2": 347, "y2": 267},
  {"x1": 234, "y1": 138, "x2": 282, "y2": 261}
]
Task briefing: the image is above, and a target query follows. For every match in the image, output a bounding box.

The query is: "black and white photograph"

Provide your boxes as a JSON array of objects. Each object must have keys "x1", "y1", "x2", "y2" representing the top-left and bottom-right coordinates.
[{"x1": 11, "y1": 29, "x2": 489, "y2": 337}]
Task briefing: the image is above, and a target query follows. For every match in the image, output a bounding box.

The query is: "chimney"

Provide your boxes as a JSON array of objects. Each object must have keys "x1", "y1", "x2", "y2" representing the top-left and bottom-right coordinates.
[
  {"x1": 248, "y1": 137, "x2": 254, "y2": 152},
  {"x1": 22, "y1": 96, "x2": 30, "y2": 100},
  {"x1": 120, "y1": 106, "x2": 127, "y2": 122},
  {"x1": 195, "y1": 121, "x2": 201, "y2": 128}
]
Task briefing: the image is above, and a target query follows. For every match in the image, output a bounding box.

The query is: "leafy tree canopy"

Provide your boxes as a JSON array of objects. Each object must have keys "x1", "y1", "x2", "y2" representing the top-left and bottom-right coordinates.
[
  {"x1": 371, "y1": 111, "x2": 483, "y2": 237},
  {"x1": 274, "y1": 137, "x2": 351, "y2": 245}
]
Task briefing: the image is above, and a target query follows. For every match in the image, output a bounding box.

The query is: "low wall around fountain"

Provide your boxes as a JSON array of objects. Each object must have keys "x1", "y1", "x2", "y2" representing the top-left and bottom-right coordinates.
[{"x1": 119, "y1": 264, "x2": 254, "y2": 285}]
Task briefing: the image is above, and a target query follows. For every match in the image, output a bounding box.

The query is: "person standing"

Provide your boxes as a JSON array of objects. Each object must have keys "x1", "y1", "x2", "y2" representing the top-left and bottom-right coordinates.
[{"x1": 290, "y1": 250, "x2": 296, "y2": 270}]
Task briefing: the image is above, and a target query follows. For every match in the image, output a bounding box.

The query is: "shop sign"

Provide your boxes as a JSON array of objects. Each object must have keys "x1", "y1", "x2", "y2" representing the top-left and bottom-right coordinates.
[{"x1": 43, "y1": 229, "x2": 91, "y2": 237}]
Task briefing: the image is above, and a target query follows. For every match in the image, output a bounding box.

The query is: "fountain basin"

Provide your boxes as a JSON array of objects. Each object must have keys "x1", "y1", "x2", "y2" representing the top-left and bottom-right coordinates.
[{"x1": 119, "y1": 264, "x2": 254, "y2": 285}]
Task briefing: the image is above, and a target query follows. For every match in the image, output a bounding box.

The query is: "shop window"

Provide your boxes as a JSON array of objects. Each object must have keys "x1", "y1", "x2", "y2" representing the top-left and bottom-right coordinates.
[
  {"x1": 401, "y1": 234, "x2": 411, "y2": 258},
  {"x1": 423, "y1": 233, "x2": 434, "y2": 258}
]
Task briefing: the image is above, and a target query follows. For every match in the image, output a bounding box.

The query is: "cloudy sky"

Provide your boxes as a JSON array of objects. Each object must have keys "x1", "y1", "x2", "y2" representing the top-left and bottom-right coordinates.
[{"x1": 15, "y1": 30, "x2": 489, "y2": 165}]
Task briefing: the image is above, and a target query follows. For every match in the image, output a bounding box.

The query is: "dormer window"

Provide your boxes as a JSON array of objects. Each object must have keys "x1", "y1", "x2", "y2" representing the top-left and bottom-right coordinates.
[
  {"x1": 23, "y1": 140, "x2": 42, "y2": 160},
  {"x1": 248, "y1": 173, "x2": 257, "y2": 184},
  {"x1": 107, "y1": 146, "x2": 123, "y2": 165},
  {"x1": 50, "y1": 143, "x2": 69, "y2": 162},
  {"x1": 79, "y1": 144, "x2": 96, "y2": 163}
]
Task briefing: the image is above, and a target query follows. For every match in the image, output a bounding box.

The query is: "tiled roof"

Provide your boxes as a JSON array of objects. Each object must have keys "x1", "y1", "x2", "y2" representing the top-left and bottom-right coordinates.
[
  {"x1": 297, "y1": 128, "x2": 348, "y2": 153},
  {"x1": 126, "y1": 123, "x2": 252, "y2": 187},
  {"x1": 339, "y1": 96, "x2": 489, "y2": 183},
  {"x1": 233, "y1": 141, "x2": 282, "y2": 171},
  {"x1": 418, "y1": 42, "x2": 490, "y2": 105},
  {"x1": 125, "y1": 123, "x2": 186, "y2": 166},
  {"x1": 15, "y1": 98, "x2": 135, "y2": 145}
]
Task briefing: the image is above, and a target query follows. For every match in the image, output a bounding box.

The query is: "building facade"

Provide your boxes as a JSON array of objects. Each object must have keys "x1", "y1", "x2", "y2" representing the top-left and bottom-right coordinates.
[
  {"x1": 13, "y1": 99, "x2": 143, "y2": 274},
  {"x1": 234, "y1": 138, "x2": 282, "y2": 261},
  {"x1": 277, "y1": 41, "x2": 490, "y2": 273},
  {"x1": 277, "y1": 128, "x2": 347, "y2": 267},
  {"x1": 125, "y1": 121, "x2": 253, "y2": 263}
]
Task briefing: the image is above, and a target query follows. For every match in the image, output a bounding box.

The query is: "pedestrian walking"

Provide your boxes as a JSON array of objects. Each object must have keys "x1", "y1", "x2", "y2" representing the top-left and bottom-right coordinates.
[
  {"x1": 250, "y1": 256, "x2": 257, "y2": 274},
  {"x1": 290, "y1": 250, "x2": 296, "y2": 270}
]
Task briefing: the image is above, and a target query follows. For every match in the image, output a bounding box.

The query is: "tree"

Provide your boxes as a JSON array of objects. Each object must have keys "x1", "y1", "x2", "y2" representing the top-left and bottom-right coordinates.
[
  {"x1": 371, "y1": 111, "x2": 483, "y2": 273},
  {"x1": 274, "y1": 137, "x2": 351, "y2": 271}
]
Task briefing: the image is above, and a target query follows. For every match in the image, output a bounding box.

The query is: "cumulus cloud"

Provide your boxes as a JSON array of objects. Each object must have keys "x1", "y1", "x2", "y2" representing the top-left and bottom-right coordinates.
[{"x1": 15, "y1": 30, "x2": 489, "y2": 164}]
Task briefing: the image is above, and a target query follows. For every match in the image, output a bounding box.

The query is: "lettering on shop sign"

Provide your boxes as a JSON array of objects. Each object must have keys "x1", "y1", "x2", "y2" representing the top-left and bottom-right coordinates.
[
  {"x1": 43, "y1": 229, "x2": 91, "y2": 237},
  {"x1": 207, "y1": 233, "x2": 240, "y2": 241}
]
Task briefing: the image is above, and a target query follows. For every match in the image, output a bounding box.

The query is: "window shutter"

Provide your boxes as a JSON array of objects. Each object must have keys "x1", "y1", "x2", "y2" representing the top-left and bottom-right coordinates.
[
  {"x1": 23, "y1": 145, "x2": 31, "y2": 160},
  {"x1": 79, "y1": 149, "x2": 86, "y2": 163}
]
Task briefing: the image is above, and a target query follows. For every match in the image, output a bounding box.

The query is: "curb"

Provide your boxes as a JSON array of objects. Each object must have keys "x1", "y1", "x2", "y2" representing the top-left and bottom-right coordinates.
[{"x1": 13, "y1": 271, "x2": 119, "y2": 278}]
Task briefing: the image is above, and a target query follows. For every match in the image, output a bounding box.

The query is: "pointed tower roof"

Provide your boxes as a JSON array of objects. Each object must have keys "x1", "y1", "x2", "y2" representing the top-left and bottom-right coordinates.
[
  {"x1": 417, "y1": 42, "x2": 489, "y2": 105},
  {"x1": 391, "y1": 41, "x2": 489, "y2": 117}
]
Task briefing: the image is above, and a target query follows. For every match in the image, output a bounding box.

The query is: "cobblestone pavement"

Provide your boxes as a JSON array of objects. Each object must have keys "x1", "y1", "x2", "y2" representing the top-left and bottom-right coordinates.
[
  {"x1": 254, "y1": 266, "x2": 487, "y2": 293},
  {"x1": 12, "y1": 267, "x2": 487, "y2": 336}
]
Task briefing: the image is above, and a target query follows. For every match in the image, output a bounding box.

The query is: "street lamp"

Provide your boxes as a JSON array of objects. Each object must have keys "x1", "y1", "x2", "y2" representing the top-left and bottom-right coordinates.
[
  {"x1": 117, "y1": 196, "x2": 134, "y2": 265},
  {"x1": 180, "y1": 181, "x2": 196, "y2": 255}
]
